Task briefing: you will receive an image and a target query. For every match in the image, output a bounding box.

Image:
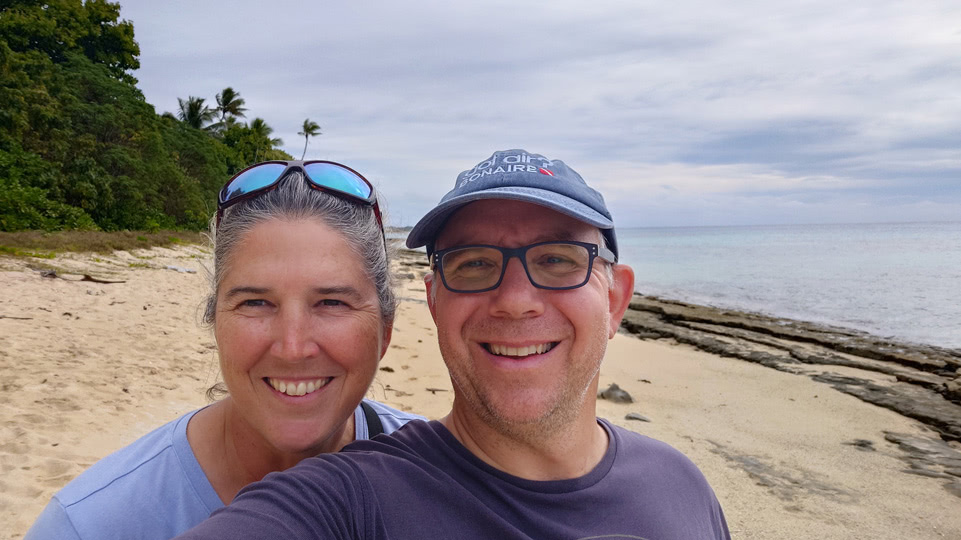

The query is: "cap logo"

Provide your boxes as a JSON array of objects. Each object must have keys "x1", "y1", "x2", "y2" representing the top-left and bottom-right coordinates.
[{"x1": 457, "y1": 151, "x2": 557, "y2": 188}]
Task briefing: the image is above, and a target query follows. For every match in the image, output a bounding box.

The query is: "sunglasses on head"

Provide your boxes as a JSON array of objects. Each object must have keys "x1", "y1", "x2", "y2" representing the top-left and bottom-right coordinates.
[{"x1": 216, "y1": 160, "x2": 384, "y2": 233}]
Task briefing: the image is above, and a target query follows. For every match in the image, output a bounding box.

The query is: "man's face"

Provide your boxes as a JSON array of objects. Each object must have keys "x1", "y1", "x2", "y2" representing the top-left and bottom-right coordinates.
[{"x1": 426, "y1": 200, "x2": 633, "y2": 436}]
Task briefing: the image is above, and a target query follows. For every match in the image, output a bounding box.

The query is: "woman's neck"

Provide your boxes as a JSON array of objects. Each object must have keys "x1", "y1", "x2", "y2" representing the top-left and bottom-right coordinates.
[{"x1": 186, "y1": 398, "x2": 356, "y2": 504}]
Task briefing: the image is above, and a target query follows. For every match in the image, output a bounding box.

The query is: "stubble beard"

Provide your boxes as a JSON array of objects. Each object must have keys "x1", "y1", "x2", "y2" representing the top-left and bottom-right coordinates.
[{"x1": 441, "y1": 335, "x2": 605, "y2": 447}]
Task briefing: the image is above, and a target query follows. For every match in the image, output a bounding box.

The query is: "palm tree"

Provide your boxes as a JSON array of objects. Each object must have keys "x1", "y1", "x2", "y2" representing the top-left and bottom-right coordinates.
[
  {"x1": 176, "y1": 96, "x2": 216, "y2": 130},
  {"x1": 298, "y1": 118, "x2": 321, "y2": 159},
  {"x1": 214, "y1": 87, "x2": 247, "y2": 132},
  {"x1": 248, "y1": 118, "x2": 283, "y2": 161}
]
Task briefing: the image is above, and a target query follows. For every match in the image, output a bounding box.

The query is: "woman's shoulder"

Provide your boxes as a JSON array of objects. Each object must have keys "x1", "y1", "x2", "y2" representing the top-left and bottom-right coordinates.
[
  {"x1": 26, "y1": 409, "x2": 221, "y2": 540},
  {"x1": 357, "y1": 399, "x2": 426, "y2": 437}
]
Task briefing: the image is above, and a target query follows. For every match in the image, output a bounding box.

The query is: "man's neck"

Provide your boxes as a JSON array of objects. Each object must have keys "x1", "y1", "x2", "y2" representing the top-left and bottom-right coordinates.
[{"x1": 440, "y1": 399, "x2": 609, "y2": 481}]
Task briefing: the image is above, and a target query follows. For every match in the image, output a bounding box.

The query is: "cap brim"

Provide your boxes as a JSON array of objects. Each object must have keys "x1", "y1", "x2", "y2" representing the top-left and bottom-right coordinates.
[{"x1": 406, "y1": 186, "x2": 614, "y2": 249}]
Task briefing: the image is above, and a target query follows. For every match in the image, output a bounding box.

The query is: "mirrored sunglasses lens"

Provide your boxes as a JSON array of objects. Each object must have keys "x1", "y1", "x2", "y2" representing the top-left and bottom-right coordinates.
[
  {"x1": 304, "y1": 163, "x2": 372, "y2": 199},
  {"x1": 441, "y1": 247, "x2": 502, "y2": 291},
  {"x1": 221, "y1": 163, "x2": 287, "y2": 203},
  {"x1": 526, "y1": 243, "x2": 591, "y2": 288}
]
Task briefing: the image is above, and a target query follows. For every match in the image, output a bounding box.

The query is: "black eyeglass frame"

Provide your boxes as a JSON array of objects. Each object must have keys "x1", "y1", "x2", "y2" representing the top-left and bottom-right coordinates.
[
  {"x1": 432, "y1": 240, "x2": 617, "y2": 294},
  {"x1": 215, "y1": 160, "x2": 383, "y2": 232}
]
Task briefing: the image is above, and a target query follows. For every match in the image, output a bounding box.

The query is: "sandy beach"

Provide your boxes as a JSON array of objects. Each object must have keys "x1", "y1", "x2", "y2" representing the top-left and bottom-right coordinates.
[{"x1": 2, "y1": 244, "x2": 960, "y2": 539}]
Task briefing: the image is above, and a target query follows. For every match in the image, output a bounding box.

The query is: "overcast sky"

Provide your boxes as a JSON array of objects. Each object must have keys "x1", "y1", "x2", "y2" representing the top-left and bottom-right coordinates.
[{"x1": 117, "y1": 0, "x2": 961, "y2": 228}]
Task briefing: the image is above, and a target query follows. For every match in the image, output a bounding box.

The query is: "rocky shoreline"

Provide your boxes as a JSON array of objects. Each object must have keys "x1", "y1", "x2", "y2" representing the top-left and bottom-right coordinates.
[
  {"x1": 621, "y1": 294, "x2": 961, "y2": 492},
  {"x1": 620, "y1": 294, "x2": 961, "y2": 439}
]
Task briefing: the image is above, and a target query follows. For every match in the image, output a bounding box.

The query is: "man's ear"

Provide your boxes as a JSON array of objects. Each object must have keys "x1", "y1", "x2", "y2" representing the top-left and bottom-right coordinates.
[
  {"x1": 607, "y1": 264, "x2": 635, "y2": 339},
  {"x1": 425, "y1": 272, "x2": 438, "y2": 323}
]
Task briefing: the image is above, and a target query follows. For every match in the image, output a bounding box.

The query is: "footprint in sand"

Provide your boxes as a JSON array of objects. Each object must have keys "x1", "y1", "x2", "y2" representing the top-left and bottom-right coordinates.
[{"x1": 40, "y1": 397, "x2": 82, "y2": 412}]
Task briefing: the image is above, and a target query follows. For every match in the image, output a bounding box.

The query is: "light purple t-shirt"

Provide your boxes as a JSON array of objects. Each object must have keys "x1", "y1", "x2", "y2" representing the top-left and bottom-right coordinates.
[
  {"x1": 176, "y1": 419, "x2": 730, "y2": 540},
  {"x1": 25, "y1": 400, "x2": 423, "y2": 540}
]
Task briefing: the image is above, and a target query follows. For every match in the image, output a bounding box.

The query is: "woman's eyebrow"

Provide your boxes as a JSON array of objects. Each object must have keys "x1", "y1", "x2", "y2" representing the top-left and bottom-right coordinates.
[
  {"x1": 223, "y1": 286, "x2": 269, "y2": 299},
  {"x1": 223, "y1": 286, "x2": 364, "y2": 300},
  {"x1": 312, "y1": 286, "x2": 363, "y2": 300}
]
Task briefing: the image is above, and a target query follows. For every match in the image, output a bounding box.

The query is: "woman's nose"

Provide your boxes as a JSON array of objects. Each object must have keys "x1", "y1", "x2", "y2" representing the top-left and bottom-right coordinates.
[{"x1": 272, "y1": 308, "x2": 321, "y2": 362}]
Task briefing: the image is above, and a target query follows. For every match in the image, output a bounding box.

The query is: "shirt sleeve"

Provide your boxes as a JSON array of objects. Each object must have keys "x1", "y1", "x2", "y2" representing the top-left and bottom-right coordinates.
[
  {"x1": 174, "y1": 455, "x2": 376, "y2": 540},
  {"x1": 23, "y1": 498, "x2": 84, "y2": 540}
]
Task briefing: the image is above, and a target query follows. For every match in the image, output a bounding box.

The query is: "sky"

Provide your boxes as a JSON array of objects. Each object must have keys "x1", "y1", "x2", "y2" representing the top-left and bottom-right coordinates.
[{"x1": 117, "y1": 0, "x2": 961, "y2": 228}]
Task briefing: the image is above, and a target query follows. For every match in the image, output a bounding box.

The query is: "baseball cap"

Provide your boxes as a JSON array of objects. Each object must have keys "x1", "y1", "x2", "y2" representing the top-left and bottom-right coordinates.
[{"x1": 406, "y1": 149, "x2": 618, "y2": 259}]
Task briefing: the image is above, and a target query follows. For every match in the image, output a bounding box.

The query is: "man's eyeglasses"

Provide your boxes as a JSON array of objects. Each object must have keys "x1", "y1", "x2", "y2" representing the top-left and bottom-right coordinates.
[
  {"x1": 432, "y1": 241, "x2": 616, "y2": 293},
  {"x1": 216, "y1": 161, "x2": 383, "y2": 233}
]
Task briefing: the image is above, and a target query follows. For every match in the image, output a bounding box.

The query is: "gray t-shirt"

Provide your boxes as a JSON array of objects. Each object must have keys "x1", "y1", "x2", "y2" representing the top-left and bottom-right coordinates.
[{"x1": 176, "y1": 419, "x2": 730, "y2": 540}]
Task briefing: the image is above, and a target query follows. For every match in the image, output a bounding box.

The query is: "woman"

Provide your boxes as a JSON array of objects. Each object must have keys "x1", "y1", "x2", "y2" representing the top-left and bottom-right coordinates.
[{"x1": 26, "y1": 161, "x2": 422, "y2": 539}]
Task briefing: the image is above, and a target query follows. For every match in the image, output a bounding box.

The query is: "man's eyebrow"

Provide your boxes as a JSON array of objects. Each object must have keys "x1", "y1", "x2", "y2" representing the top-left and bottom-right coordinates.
[
  {"x1": 527, "y1": 231, "x2": 581, "y2": 244},
  {"x1": 441, "y1": 230, "x2": 584, "y2": 248}
]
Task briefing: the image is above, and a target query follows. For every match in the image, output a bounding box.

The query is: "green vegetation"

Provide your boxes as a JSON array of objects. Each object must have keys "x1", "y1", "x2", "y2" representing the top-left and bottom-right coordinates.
[
  {"x1": 0, "y1": 0, "x2": 293, "y2": 233},
  {"x1": 0, "y1": 229, "x2": 207, "y2": 254}
]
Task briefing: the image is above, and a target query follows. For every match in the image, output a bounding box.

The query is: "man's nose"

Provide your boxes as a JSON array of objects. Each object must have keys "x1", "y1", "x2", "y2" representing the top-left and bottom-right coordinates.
[{"x1": 488, "y1": 256, "x2": 545, "y2": 318}]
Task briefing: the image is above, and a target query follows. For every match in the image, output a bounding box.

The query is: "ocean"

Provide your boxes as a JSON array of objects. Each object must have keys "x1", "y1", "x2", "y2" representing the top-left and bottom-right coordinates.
[{"x1": 616, "y1": 222, "x2": 961, "y2": 350}]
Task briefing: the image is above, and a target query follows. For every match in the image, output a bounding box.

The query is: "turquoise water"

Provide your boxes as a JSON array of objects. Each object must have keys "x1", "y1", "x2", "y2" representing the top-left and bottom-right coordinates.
[{"x1": 617, "y1": 222, "x2": 961, "y2": 349}]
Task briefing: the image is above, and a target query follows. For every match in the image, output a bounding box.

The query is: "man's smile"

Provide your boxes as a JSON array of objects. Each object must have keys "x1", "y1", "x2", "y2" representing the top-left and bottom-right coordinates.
[{"x1": 482, "y1": 342, "x2": 559, "y2": 358}]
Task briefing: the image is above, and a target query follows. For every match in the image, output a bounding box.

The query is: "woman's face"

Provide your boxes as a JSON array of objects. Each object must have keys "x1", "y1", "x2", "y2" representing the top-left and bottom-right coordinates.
[{"x1": 214, "y1": 218, "x2": 389, "y2": 455}]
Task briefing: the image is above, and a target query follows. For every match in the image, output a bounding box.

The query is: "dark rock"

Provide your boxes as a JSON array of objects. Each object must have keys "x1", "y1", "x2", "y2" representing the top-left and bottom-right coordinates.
[
  {"x1": 812, "y1": 373, "x2": 871, "y2": 386},
  {"x1": 598, "y1": 383, "x2": 633, "y2": 404},
  {"x1": 944, "y1": 376, "x2": 961, "y2": 403},
  {"x1": 625, "y1": 412, "x2": 651, "y2": 422},
  {"x1": 944, "y1": 481, "x2": 961, "y2": 498},
  {"x1": 379, "y1": 366, "x2": 395, "y2": 373},
  {"x1": 902, "y1": 468, "x2": 951, "y2": 479},
  {"x1": 843, "y1": 439, "x2": 876, "y2": 451}
]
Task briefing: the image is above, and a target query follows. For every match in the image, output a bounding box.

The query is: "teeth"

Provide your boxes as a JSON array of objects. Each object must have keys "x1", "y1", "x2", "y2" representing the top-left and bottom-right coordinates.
[
  {"x1": 267, "y1": 377, "x2": 330, "y2": 397},
  {"x1": 488, "y1": 343, "x2": 554, "y2": 357}
]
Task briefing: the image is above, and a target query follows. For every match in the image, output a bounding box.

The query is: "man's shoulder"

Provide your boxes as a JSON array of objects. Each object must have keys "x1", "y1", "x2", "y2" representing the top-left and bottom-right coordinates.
[{"x1": 605, "y1": 420, "x2": 716, "y2": 488}]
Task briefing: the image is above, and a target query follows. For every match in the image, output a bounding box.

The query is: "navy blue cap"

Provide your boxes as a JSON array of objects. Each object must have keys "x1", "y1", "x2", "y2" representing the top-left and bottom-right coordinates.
[{"x1": 406, "y1": 149, "x2": 618, "y2": 259}]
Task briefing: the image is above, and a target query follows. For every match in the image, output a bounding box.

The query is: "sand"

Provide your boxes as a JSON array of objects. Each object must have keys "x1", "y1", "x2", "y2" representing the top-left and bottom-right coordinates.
[{"x1": 2, "y1": 245, "x2": 959, "y2": 539}]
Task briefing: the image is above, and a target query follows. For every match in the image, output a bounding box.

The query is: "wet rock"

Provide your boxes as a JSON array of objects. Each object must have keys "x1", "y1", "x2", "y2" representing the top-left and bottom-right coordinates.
[
  {"x1": 598, "y1": 383, "x2": 633, "y2": 404},
  {"x1": 625, "y1": 412, "x2": 651, "y2": 422}
]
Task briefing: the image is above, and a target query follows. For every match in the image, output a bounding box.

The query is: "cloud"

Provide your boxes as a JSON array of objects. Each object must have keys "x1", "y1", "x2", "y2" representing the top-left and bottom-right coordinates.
[{"x1": 118, "y1": 0, "x2": 961, "y2": 226}]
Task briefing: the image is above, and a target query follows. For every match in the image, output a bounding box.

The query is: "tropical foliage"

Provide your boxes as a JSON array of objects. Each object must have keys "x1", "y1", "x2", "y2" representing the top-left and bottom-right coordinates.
[{"x1": 0, "y1": 0, "x2": 292, "y2": 232}]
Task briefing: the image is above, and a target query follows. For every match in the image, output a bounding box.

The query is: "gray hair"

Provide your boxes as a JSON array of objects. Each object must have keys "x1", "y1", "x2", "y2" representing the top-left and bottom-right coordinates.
[{"x1": 203, "y1": 170, "x2": 395, "y2": 329}]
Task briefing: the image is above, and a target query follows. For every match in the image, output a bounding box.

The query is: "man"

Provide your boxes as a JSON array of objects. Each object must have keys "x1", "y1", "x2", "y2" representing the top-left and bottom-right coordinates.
[{"x1": 177, "y1": 149, "x2": 730, "y2": 539}]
